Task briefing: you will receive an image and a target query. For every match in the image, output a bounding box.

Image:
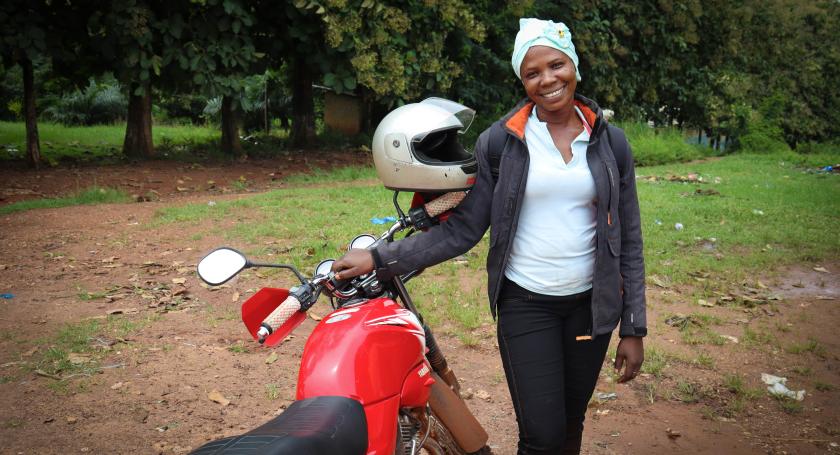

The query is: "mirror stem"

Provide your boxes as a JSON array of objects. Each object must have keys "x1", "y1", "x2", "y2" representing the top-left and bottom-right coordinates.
[{"x1": 246, "y1": 262, "x2": 308, "y2": 285}]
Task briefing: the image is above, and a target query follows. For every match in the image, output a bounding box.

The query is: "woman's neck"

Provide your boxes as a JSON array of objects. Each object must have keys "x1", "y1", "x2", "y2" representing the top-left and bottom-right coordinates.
[{"x1": 535, "y1": 103, "x2": 578, "y2": 127}]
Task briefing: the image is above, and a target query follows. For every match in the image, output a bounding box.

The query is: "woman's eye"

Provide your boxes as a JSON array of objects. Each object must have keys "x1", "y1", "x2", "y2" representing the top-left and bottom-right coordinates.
[{"x1": 552, "y1": 62, "x2": 564, "y2": 69}]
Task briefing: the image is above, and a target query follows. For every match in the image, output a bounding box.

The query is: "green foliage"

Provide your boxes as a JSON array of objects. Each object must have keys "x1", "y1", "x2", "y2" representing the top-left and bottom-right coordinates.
[
  {"x1": 620, "y1": 122, "x2": 710, "y2": 166},
  {"x1": 796, "y1": 141, "x2": 840, "y2": 155},
  {"x1": 0, "y1": 187, "x2": 131, "y2": 215},
  {"x1": 310, "y1": 0, "x2": 486, "y2": 103},
  {"x1": 43, "y1": 77, "x2": 127, "y2": 126}
]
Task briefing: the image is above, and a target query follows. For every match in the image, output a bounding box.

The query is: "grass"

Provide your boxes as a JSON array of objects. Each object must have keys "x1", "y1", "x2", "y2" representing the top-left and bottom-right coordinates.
[
  {"x1": 0, "y1": 121, "x2": 219, "y2": 163},
  {"x1": 228, "y1": 341, "x2": 248, "y2": 353},
  {"x1": 145, "y1": 151, "x2": 840, "y2": 338},
  {"x1": 741, "y1": 326, "x2": 777, "y2": 348},
  {"x1": 24, "y1": 314, "x2": 158, "y2": 394},
  {"x1": 640, "y1": 346, "x2": 669, "y2": 378},
  {"x1": 773, "y1": 395, "x2": 804, "y2": 414},
  {"x1": 693, "y1": 352, "x2": 716, "y2": 369},
  {"x1": 815, "y1": 381, "x2": 834, "y2": 392},
  {"x1": 0, "y1": 186, "x2": 131, "y2": 216},
  {"x1": 673, "y1": 380, "x2": 705, "y2": 403},
  {"x1": 785, "y1": 338, "x2": 828, "y2": 358},
  {"x1": 638, "y1": 152, "x2": 840, "y2": 286},
  {"x1": 265, "y1": 384, "x2": 281, "y2": 400},
  {"x1": 663, "y1": 312, "x2": 726, "y2": 346}
]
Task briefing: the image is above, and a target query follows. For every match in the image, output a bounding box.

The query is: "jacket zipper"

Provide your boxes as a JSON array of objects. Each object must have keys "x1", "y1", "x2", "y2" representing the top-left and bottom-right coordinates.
[{"x1": 605, "y1": 163, "x2": 615, "y2": 226}]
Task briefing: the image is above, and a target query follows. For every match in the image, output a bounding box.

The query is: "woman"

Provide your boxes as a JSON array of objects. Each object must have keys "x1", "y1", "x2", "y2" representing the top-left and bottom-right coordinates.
[{"x1": 333, "y1": 18, "x2": 646, "y2": 455}]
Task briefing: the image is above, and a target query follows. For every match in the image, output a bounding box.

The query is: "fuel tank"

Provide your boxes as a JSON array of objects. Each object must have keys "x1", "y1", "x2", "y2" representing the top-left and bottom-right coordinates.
[{"x1": 296, "y1": 297, "x2": 431, "y2": 405}]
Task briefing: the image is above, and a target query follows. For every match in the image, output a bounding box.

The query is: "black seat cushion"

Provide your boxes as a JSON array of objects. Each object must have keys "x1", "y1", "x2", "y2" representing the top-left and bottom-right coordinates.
[{"x1": 190, "y1": 396, "x2": 367, "y2": 455}]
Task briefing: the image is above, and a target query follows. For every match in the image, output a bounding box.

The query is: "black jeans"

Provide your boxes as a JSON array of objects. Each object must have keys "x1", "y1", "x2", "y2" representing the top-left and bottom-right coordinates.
[{"x1": 497, "y1": 279, "x2": 611, "y2": 455}]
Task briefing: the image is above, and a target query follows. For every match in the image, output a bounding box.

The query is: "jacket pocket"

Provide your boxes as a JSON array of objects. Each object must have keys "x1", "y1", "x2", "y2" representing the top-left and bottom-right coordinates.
[{"x1": 607, "y1": 220, "x2": 621, "y2": 257}]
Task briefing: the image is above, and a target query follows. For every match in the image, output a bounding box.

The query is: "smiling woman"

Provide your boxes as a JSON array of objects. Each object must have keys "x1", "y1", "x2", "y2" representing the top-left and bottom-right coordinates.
[{"x1": 331, "y1": 17, "x2": 647, "y2": 455}]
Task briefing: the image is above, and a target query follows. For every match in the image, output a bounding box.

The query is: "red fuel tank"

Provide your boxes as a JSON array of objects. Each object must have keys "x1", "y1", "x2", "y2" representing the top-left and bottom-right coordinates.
[
  {"x1": 296, "y1": 297, "x2": 429, "y2": 403},
  {"x1": 295, "y1": 298, "x2": 433, "y2": 454}
]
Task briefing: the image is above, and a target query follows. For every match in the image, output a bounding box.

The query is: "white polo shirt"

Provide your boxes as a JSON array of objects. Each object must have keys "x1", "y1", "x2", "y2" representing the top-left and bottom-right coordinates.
[{"x1": 504, "y1": 106, "x2": 597, "y2": 296}]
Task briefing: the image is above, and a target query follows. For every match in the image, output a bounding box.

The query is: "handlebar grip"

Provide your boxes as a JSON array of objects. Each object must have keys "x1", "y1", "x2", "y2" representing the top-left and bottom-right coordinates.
[
  {"x1": 423, "y1": 191, "x2": 466, "y2": 218},
  {"x1": 263, "y1": 295, "x2": 302, "y2": 331}
]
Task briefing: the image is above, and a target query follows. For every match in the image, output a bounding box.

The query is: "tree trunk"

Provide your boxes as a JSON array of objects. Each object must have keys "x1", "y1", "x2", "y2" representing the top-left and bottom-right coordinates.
[
  {"x1": 291, "y1": 56, "x2": 316, "y2": 148},
  {"x1": 123, "y1": 82, "x2": 154, "y2": 159},
  {"x1": 220, "y1": 95, "x2": 243, "y2": 157},
  {"x1": 22, "y1": 57, "x2": 41, "y2": 169},
  {"x1": 264, "y1": 75, "x2": 270, "y2": 135}
]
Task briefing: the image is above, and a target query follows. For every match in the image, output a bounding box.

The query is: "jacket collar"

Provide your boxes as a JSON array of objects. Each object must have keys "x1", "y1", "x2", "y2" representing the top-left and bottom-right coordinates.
[{"x1": 502, "y1": 94, "x2": 604, "y2": 141}]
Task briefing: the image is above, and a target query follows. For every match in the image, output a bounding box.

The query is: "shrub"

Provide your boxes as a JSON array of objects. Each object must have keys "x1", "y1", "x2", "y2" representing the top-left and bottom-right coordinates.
[
  {"x1": 796, "y1": 141, "x2": 840, "y2": 155},
  {"x1": 619, "y1": 122, "x2": 708, "y2": 166},
  {"x1": 44, "y1": 77, "x2": 127, "y2": 126}
]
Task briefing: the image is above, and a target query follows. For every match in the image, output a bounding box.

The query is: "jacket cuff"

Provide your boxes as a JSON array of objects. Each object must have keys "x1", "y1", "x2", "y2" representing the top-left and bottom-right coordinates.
[
  {"x1": 370, "y1": 247, "x2": 394, "y2": 281},
  {"x1": 619, "y1": 326, "x2": 647, "y2": 337}
]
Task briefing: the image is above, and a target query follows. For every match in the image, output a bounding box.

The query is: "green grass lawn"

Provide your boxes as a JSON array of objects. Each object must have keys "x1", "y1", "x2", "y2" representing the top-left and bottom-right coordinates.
[
  {"x1": 152, "y1": 152, "x2": 839, "y2": 336},
  {"x1": 0, "y1": 187, "x2": 132, "y2": 216},
  {"x1": 0, "y1": 121, "x2": 219, "y2": 163}
]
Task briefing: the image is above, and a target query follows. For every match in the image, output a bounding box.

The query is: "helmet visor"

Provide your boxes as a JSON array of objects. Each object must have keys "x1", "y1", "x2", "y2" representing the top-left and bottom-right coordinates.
[{"x1": 413, "y1": 98, "x2": 475, "y2": 142}]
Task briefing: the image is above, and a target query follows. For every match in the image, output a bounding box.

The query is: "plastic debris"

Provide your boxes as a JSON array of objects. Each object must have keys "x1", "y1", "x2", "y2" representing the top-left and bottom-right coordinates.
[
  {"x1": 0, "y1": 293, "x2": 13, "y2": 299},
  {"x1": 674, "y1": 222, "x2": 684, "y2": 231},
  {"x1": 596, "y1": 392, "x2": 618, "y2": 401},
  {"x1": 370, "y1": 216, "x2": 397, "y2": 225},
  {"x1": 207, "y1": 201, "x2": 217, "y2": 206},
  {"x1": 654, "y1": 219, "x2": 663, "y2": 226},
  {"x1": 752, "y1": 209, "x2": 765, "y2": 216},
  {"x1": 720, "y1": 335, "x2": 739, "y2": 344},
  {"x1": 761, "y1": 373, "x2": 805, "y2": 401}
]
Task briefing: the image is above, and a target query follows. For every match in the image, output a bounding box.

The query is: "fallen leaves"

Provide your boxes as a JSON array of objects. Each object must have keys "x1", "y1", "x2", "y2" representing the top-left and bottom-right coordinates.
[
  {"x1": 67, "y1": 353, "x2": 93, "y2": 365},
  {"x1": 207, "y1": 390, "x2": 230, "y2": 406},
  {"x1": 264, "y1": 352, "x2": 279, "y2": 364}
]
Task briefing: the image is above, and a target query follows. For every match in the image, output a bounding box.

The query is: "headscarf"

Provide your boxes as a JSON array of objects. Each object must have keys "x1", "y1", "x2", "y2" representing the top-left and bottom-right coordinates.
[{"x1": 511, "y1": 18, "x2": 581, "y2": 82}]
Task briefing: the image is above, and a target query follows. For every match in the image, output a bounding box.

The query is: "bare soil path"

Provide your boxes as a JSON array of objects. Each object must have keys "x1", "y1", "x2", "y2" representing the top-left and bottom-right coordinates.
[{"x1": 0, "y1": 158, "x2": 837, "y2": 454}]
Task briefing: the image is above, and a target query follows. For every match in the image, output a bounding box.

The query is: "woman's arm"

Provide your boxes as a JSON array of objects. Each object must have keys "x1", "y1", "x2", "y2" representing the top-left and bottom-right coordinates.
[
  {"x1": 615, "y1": 128, "x2": 646, "y2": 338},
  {"x1": 613, "y1": 126, "x2": 646, "y2": 382},
  {"x1": 334, "y1": 128, "x2": 496, "y2": 280}
]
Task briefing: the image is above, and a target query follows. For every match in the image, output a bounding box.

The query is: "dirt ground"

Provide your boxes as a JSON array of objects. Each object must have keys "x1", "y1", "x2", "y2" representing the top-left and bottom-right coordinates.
[{"x1": 0, "y1": 156, "x2": 838, "y2": 455}]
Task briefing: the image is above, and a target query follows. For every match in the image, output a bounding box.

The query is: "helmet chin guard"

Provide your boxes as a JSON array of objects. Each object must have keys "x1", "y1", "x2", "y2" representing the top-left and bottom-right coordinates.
[{"x1": 372, "y1": 98, "x2": 477, "y2": 192}]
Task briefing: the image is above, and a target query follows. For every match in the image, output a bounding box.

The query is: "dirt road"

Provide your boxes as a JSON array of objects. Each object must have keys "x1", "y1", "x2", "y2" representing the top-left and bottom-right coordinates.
[{"x1": 0, "y1": 157, "x2": 837, "y2": 454}]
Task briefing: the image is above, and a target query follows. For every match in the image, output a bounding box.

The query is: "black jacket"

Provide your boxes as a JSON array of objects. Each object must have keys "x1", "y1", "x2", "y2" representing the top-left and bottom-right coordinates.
[{"x1": 373, "y1": 94, "x2": 646, "y2": 337}]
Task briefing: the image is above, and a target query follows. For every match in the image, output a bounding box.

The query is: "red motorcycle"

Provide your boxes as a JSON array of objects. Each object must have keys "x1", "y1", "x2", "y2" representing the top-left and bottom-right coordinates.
[{"x1": 191, "y1": 192, "x2": 491, "y2": 455}]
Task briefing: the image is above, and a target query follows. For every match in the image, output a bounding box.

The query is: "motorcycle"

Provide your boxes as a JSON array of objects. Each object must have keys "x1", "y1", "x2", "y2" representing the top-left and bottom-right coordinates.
[{"x1": 190, "y1": 191, "x2": 491, "y2": 455}]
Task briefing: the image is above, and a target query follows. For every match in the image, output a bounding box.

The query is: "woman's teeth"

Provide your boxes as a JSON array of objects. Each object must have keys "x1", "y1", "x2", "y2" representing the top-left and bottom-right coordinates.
[{"x1": 542, "y1": 87, "x2": 565, "y2": 98}]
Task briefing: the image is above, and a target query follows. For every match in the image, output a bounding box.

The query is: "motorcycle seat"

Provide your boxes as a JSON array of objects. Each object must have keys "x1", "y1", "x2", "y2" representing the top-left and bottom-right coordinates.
[{"x1": 190, "y1": 395, "x2": 368, "y2": 455}]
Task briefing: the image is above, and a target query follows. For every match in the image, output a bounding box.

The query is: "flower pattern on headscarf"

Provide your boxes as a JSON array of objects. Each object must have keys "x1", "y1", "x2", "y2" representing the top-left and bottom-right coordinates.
[{"x1": 511, "y1": 18, "x2": 581, "y2": 82}]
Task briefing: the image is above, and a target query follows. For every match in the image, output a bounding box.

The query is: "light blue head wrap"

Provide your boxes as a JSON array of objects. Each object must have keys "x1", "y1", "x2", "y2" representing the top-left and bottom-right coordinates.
[{"x1": 511, "y1": 18, "x2": 581, "y2": 82}]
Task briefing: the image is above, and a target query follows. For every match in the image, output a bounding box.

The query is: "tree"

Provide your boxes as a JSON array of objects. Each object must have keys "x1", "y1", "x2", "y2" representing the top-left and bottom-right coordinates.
[
  {"x1": 0, "y1": 1, "x2": 49, "y2": 168},
  {"x1": 87, "y1": 0, "x2": 163, "y2": 159},
  {"x1": 169, "y1": 0, "x2": 262, "y2": 156}
]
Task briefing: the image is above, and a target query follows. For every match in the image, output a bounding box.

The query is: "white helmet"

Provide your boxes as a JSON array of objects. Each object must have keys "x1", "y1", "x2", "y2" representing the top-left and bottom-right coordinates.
[{"x1": 372, "y1": 98, "x2": 477, "y2": 192}]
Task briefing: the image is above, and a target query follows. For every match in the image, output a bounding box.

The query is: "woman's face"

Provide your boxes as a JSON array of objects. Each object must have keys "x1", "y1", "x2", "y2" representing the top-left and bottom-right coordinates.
[{"x1": 520, "y1": 46, "x2": 577, "y2": 114}]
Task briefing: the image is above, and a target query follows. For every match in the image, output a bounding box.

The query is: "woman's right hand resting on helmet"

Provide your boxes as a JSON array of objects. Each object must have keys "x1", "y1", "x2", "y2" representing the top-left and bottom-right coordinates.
[{"x1": 331, "y1": 249, "x2": 375, "y2": 280}]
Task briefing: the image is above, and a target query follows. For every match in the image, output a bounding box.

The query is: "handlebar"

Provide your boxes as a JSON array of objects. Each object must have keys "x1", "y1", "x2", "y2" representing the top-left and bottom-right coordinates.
[
  {"x1": 256, "y1": 294, "x2": 301, "y2": 342},
  {"x1": 255, "y1": 191, "x2": 467, "y2": 343},
  {"x1": 423, "y1": 191, "x2": 466, "y2": 218}
]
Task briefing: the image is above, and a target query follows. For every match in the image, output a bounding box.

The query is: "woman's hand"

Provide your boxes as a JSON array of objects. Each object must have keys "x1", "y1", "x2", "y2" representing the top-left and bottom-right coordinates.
[
  {"x1": 614, "y1": 336, "x2": 644, "y2": 383},
  {"x1": 331, "y1": 249, "x2": 375, "y2": 280}
]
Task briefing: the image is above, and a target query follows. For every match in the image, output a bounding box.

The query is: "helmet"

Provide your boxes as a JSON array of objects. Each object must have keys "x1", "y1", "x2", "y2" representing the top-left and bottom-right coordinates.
[{"x1": 372, "y1": 98, "x2": 477, "y2": 192}]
